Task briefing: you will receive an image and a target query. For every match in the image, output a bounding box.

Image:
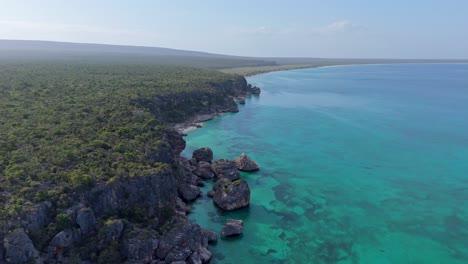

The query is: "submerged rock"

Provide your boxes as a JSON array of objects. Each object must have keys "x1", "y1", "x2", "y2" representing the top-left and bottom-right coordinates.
[
  {"x1": 3, "y1": 228, "x2": 42, "y2": 264},
  {"x1": 211, "y1": 160, "x2": 241, "y2": 180},
  {"x1": 213, "y1": 178, "x2": 250, "y2": 211},
  {"x1": 235, "y1": 153, "x2": 259, "y2": 171},
  {"x1": 221, "y1": 219, "x2": 244, "y2": 237},
  {"x1": 192, "y1": 148, "x2": 213, "y2": 163}
]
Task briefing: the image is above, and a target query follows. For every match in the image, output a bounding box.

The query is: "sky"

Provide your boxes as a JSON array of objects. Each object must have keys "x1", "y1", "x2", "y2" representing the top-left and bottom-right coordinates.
[{"x1": 0, "y1": 0, "x2": 467, "y2": 59}]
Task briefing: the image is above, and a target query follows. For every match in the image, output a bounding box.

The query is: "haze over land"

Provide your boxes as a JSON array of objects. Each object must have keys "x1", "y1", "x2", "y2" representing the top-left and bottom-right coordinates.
[{"x1": 1, "y1": 0, "x2": 467, "y2": 59}]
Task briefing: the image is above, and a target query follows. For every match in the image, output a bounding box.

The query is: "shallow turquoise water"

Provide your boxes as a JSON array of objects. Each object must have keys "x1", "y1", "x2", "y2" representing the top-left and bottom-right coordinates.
[{"x1": 182, "y1": 64, "x2": 468, "y2": 264}]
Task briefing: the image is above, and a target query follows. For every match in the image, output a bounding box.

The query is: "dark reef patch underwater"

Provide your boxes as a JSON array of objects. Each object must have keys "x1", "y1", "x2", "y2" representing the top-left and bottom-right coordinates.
[{"x1": 183, "y1": 64, "x2": 468, "y2": 263}]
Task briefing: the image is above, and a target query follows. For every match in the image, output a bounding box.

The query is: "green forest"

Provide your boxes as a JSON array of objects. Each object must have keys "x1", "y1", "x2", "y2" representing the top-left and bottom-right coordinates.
[{"x1": 0, "y1": 62, "x2": 240, "y2": 220}]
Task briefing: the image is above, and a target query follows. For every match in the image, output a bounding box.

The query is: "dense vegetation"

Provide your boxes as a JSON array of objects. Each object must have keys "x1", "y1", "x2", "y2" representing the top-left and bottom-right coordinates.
[{"x1": 0, "y1": 63, "x2": 240, "y2": 219}]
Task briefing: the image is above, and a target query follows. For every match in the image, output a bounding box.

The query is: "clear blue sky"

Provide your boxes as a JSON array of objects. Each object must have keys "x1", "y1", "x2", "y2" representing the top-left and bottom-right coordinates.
[{"x1": 1, "y1": 0, "x2": 467, "y2": 58}]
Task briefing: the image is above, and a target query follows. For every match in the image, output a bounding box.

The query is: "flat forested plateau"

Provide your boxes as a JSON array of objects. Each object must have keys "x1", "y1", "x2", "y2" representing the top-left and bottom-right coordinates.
[{"x1": 0, "y1": 63, "x2": 241, "y2": 218}]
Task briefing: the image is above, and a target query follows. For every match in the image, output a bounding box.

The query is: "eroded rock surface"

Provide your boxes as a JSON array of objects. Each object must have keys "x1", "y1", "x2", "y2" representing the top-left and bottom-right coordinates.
[
  {"x1": 235, "y1": 153, "x2": 259, "y2": 171},
  {"x1": 211, "y1": 160, "x2": 241, "y2": 181},
  {"x1": 221, "y1": 219, "x2": 244, "y2": 237},
  {"x1": 213, "y1": 178, "x2": 250, "y2": 211}
]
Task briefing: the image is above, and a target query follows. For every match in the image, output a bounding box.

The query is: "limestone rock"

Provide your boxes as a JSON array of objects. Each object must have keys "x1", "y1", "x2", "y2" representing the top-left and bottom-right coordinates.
[
  {"x1": 194, "y1": 161, "x2": 214, "y2": 179},
  {"x1": 235, "y1": 153, "x2": 259, "y2": 171},
  {"x1": 178, "y1": 184, "x2": 201, "y2": 202},
  {"x1": 22, "y1": 202, "x2": 51, "y2": 233},
  {"x1": 49, "y1": 229, "x2": 74, "y2": 248},
  {"x1": 99, "y1": 219, "x2": 125, "y2": 244},
  {"x1": 76, "y1": 207, "x2": 96, "y2": 235},
  {"x1": 188, "y1": 252, "x2": 202, "y2": 264},
  {"x1": 197, "y1": 248, "x2": 212, "y2": 263},
  {"x1": 123, "y1": 229, "x2": 159, "y2": 262},
  {"x1": 221, "y1": 219, "x2": 244, "y2": 237},
  {"x1": 192, "y1": 148, "x2": 213, "y2": 163},
  {"x1": 213, "y1": 178, "x2": 250, "y2": 211},
  {"x1": 3, "y1": 228, "x2": 42, "y2": 264},
  {"x1": 156, "y1": 223, "x2": 215, "y2": 263},
  {"x1": 211, "y1": 160, "x2": 241, "y2": 181}
]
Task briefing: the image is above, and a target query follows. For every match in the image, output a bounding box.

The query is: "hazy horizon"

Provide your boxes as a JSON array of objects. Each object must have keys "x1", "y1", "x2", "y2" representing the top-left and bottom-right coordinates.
[{"x1": 1, "y1": 1, "x2": 468, "y2": 59}]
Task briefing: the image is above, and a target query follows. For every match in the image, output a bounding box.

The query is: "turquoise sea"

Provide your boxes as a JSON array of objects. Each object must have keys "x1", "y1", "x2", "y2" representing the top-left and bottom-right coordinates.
[{"x1": 182, "y1": 64, "x2": 468, "y2": 264}]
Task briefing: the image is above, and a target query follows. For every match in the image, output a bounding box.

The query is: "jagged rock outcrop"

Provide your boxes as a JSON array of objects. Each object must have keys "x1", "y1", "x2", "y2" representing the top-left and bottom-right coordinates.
[
  {"x1": 3, "y1": 228, "x2": 41, "y2": 264},
  {"x1": 235, "y1": 153, "x2": 260, "y2": 171},
  {"x1": 221, "y1": 219, "x2": 244, "y2": 237},
  {"x1": 0, "y1": 76, "x2": 261, "y2": 263},
  {"x1": 49, "y1": 229, "x2": 74, "y2": 248},
  {"x1": 99, "y1": 219, "x2": 125, "y2": 244},
  {"x1": 192, "y1": 148, "x2": 213, "y2": 163},
  {"x1": 86, "y1": 171, "x2": 177, "y2": 220},
  {"x1": 156, "y1": 222, "x2": 216, "y2": 263},
  {"x1": 21, "y1": 202, "x2": 51, "y2": 233},
  {"x1": 194, "y1": 161, "x2": 214, "y2": 179},
  {"x1": 211, "y1": 160, "x2": 241, "y2": 180},
  {"x1": 213, "y1": 178, "x2": 250, "y2": 211},
  {"x1": 122, "y1": 228, "x2": 159, "y2": 262},
  {"x1": 178, "y1": 184, "x2": 201, "y2": 202},
  {"x1": 76, "y1": 207, "x2": 97, "y2": 235}
]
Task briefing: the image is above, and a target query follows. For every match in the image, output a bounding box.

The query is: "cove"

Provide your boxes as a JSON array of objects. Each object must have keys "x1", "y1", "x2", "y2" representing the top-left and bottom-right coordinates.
[{"x1": 182, "y1": 64, "x2": 468, "y2": 263}]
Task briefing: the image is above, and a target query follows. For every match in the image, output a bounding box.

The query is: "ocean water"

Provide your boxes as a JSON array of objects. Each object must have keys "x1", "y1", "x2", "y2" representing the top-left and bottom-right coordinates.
[{"x1": 182, "y1": 64, "x2": 468, "y2": 264}]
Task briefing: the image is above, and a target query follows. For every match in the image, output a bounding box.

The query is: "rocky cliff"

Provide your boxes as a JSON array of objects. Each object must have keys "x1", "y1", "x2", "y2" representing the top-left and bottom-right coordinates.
[{"x1": 0, "y1": 74, "x2": 260, "y2": 264}]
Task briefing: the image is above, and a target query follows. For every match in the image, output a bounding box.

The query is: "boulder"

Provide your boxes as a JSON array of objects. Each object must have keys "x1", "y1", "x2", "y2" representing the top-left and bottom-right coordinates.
[
  {"x1": 197, "y1": 248, "x2": 212, "y2": 263},
  {"x1": 188, "y1": 252, "x2": 202, "y2": 264},
  {"x1": 99, "y1": 219, "x2": 125, "y2": 244},
  {"x1": 3, "y1": 228, "x2": 41, "y2": 264},
  {"x1": 178, "y1": 184, "x2": 201, "y2": 202},
  {"x1": 238, "y1": 98, "x2": 246, "y2": 105},
  {"x1": 175, "y1": 197, "x2": 191, "y2": 215},
  {"x1": 192, "y1": 148, "x2": 213, "y2": 163},
  {"x1": 156, "y1": 223, "x2": 215, "y2": 263},
  {"x1": 63, "y1": 204, "x2": 85, "y2": 224},
  {"x1": 207, "y1": 190, "x2": 214, "y2": 198},
  {"x1": 213, "y1": 179, "x2": 250, "y2": 211},
  {"x1": 123, "y1": 229, "x2": 159, "y2": 262},
  {"x1": 221, "y1": 219, "x2": 244, "y2": 237},
  {"x1": 76, "y1": 207, "x2": 96, "y2": 235},
  {"x1": 49, "y1": 229, "x2": 74, "y2": 248},
  {"x1": 22, "y1": 202, "x2": 51, "y2": 233},
  {"x1": 194, "y1": 162, "x2": 214, "y2": 179},
  {"x1": 201, "y1": 230, "x2": 218, "y2": 247},
  {"x1": 235, "y1": 153, "x2": 259, "y2": 171},
  {"x1": 211, "y1": 160, "x2": 241, "y2": 180},
  {"x1": 249, "y1": 86, "x2": 261, "y2": 94}
]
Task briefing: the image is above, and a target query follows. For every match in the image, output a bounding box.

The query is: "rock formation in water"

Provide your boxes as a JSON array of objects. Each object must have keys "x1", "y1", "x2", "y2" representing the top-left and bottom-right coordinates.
[
  {"x1": 213, "y1": 178, "x2": 251, "y2": 211},
  {"x1": 221, "y1": 219, "x2": 244, "y2": 237},
  {"x1": 235, "y1": 153, "x2": 260, "y2": 171},
  {"x1": 211, "y1": 159, "x2": 241, "y2": 180}
]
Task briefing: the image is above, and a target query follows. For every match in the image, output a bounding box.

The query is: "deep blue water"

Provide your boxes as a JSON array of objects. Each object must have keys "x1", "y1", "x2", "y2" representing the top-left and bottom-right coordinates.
[{"x1": 182, "y1": 64, "x2": 468, "y2": 263}]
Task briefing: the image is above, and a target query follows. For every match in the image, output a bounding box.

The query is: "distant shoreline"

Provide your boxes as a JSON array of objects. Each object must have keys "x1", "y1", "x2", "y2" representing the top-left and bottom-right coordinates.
[{"x1": 222, "y1": 62, "x2": 468, "y2": 77}]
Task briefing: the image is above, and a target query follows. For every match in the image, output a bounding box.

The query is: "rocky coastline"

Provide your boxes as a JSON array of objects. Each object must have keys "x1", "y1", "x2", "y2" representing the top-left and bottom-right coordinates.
[{"x1": 0, "y1": 76, "x2": 260, "y2": 264}]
